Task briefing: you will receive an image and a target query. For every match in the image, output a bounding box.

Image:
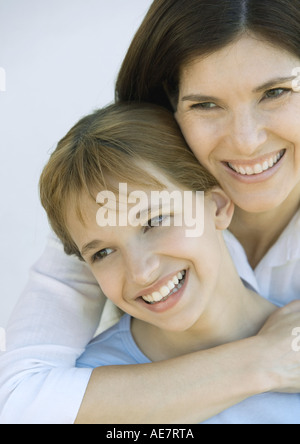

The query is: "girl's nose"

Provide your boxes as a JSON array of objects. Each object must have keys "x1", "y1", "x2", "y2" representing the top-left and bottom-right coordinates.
[{"x1": 125, "y1": 246, "x2": 160, "y2": 287}]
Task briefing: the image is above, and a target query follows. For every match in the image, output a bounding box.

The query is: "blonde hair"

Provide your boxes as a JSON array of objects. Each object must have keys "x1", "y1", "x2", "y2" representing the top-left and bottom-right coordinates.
[{"x1": 40, "y1": 103, "x2": 218, "y2": 259}]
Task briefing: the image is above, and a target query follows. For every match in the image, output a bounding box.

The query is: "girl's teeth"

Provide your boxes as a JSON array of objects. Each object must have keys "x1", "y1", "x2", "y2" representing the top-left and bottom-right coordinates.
[
  {"x1": 142, "y1": 271, "x2": 186, "y2": 304},
  {"x1": 167, "y1": 281, "x2": 175, "y2": 291},
  {"x1": 262, "y1": 161, "x2": 269, "y2": 171},
  {"x1": 172, "y1": 276, "x2": 179, "y2": 285},
  {"x1": 153, "y1": 292, "x2": 163, "y2": 302},
  {"x1": 160, "y1": 286, "x2": 171, "y2": 297}
]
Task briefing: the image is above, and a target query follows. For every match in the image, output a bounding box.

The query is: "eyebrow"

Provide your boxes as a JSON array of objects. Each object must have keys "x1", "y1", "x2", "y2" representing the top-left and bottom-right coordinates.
[
  {"x1": 81, "y1": 239, "x2": 103, "y2": 257},
  {"x1": 181, "y1": 94, "x2": 218, "y2": 103},
  {"x1": 79, "y1": 206, "x2": 161, "y2": 256},
  {"x1": 181, "y1": 76, "x2": 297, "y2": 102},
  {"x1": 253, "y1": 76, "x2": 296, "y2": 93},
  {"x1": 138, "y1": 204, "x2": 164, "y2": 219}
]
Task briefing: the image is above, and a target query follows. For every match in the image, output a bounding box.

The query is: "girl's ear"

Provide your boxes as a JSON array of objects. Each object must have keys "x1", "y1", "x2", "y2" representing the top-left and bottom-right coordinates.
[{"x1": 209, "y1": 187, "x2": 234, "y2": 230}]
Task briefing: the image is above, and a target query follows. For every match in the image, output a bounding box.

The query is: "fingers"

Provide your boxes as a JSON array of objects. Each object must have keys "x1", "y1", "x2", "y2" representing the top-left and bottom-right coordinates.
[{"x1": 278, "y1": 300, "x2": 300, "y2": 315}]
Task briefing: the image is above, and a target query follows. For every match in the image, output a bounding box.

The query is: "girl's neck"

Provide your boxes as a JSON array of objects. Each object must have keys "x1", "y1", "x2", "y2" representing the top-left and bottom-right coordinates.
[
  {"x1": 229, "y1": 185, "x2": 300, "y2": 269},
  {"x1": 131, "y1": 253, "x2": 276, "y2": 362}
]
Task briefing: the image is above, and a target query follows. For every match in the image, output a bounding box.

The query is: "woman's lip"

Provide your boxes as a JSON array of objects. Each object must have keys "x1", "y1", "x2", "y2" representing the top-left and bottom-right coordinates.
[
  {"x1": 224, "y1": 149, "x2": 285, "y2": 167},
  {"x1": 222, "y1": 149, "x2": 286, "y2": 183},
  {"x1": 137, "y1": 270, "x2": 189, "y2": 313}
]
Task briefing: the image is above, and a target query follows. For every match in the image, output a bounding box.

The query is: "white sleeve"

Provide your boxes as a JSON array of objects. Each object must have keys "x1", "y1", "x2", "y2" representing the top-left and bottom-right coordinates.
[{"x1": 0, "y1": 233, "x2": 106, "y2": 424}]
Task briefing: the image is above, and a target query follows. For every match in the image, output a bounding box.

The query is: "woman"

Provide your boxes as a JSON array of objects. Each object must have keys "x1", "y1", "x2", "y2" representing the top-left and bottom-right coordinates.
[
  {"x1": 40, "y1": 102, "x2": 300, "y2": 424},
  {"x1": 1, "y1": 0, "x2": 300, "y2": 424}
]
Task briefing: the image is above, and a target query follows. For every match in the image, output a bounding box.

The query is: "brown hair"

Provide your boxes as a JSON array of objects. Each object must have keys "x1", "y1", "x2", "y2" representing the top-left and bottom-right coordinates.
[
  {"x1": 40, "y1": 103, "x2": 218, "y2": 259},
  {"x1": 116, "y1": 0, "x2": 300, "y2": 110}
]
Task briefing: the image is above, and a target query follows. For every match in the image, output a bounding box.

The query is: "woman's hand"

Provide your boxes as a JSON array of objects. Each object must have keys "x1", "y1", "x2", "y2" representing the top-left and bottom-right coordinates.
[{"x1": 257, "y1": 300, "x2": 300, "y2": 393}]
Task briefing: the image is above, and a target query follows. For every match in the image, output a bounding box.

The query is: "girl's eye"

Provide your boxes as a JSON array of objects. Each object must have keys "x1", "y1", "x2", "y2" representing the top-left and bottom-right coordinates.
[
  {"x1": 91, "y1": 248, "x2": 114, "y2": 263},
  {"x1": 190, "y1": 102, "x2": 218, "y2": 110},
  {"x1": 144, "y1": 214, "x2": 170, "y2": 232},
  {"x1": 264, "y1": 88, "x2": 290, "y2": 100}
]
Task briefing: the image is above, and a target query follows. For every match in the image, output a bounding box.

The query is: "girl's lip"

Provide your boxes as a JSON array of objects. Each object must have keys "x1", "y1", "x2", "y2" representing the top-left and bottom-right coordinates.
[
  {"x1": 136, "y1": 269, "x2": 189, "y2": 313},
  {"x1": 222, "y1": 149, "x2": 286, "y2": 184},
  {"x1": 134, "y1": 269, "x2": 186, "y2": 300}
]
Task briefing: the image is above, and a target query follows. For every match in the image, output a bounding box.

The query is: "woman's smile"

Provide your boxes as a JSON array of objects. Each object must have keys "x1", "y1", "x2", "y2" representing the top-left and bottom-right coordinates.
[{"x1": 222, "y1": 148, "x2": 287, "y2": 184}]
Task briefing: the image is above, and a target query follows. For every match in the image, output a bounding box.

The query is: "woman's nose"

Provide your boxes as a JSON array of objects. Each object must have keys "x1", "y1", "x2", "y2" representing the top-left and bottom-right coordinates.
[{"x1": 228, "y1": 107, "x2": 267, "y2": 156}]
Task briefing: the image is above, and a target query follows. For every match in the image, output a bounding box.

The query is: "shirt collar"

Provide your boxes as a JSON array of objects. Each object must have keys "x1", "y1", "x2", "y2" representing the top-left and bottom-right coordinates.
[
  {"x1": 223, "y1": 209, "x2": 300, "y2": 291},
  {"x1": 259, "y1": 209, "x2": 300, "y2": 268}
]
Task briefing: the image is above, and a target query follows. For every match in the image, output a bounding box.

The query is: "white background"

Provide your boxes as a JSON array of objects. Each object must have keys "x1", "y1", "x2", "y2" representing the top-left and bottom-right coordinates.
[{"x1": 0, "y1": 0, "x2": 152, "y2": 328}]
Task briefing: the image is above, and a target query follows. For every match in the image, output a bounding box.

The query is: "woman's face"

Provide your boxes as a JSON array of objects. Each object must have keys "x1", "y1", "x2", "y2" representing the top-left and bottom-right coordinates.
[{"x1": 175, "y1": 35, "x2": 300, "y2": 213}]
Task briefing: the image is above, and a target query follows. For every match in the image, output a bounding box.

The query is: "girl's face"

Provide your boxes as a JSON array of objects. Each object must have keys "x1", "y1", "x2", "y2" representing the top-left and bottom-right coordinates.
[
  {"x1": 175, "y1": 35, "x2": 300, "y2": 213},
  {"x1": 67, "y1": 171, "x2": 233, "y2": 333}
]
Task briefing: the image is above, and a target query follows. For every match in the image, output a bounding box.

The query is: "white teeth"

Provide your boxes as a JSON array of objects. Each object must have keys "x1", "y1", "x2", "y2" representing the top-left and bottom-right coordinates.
[
  {"x1": 142, "y1": 270, "x2": 186, "y2": 304},
  {"x1": 160, "y1": 286, "x2": 171, "y2": 297},
  {"x1": 254, "y1": 164, "x2": 263, "y2": 174},
  {"x1": 262, "y1": 161, "x2": 269, "y2": 171},
  {"x1": 228, "y1": 150, "x2": 285, "y2": 176},
  {"x1": 167, "y1": 281, "x2": 175, "y2": 291},
  {"x1": 172, "y1": 276, "x2": 179, "y2": 285},
  {"x1": 152, "y1": 291, "x2": 163, "y2": 302}
]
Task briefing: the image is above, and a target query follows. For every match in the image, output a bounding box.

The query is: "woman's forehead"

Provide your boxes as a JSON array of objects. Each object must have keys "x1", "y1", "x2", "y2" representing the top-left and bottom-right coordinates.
[{"x1": 179, "y1": 34, "x2": 300, "y2": 92}]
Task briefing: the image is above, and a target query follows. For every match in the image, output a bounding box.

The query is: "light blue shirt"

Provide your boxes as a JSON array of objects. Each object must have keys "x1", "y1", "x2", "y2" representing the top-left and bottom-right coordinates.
[{"x1": 77, "y1": 314, "x2": 300, "y2": 425}]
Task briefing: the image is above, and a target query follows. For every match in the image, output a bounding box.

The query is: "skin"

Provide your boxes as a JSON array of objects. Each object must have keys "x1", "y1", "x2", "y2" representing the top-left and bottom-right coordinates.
[{"x1": 176, "y1": 34, "x2": 300, "y2": 268}]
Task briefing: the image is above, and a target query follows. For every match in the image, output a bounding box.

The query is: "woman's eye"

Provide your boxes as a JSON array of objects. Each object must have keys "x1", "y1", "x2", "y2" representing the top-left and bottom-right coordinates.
[
  {"x1": 264, "y1": 88, "x2": 290, "y2": 100},
  {"x1": 91, "y1": 248, "x2": 114, "y2": 263},
  {"x1": 191, "y1": 102, "x2": 217, "y2": 110}
]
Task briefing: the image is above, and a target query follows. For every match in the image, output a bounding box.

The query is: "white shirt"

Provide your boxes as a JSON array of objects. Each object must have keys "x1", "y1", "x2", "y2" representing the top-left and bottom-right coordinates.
[{"x1": 0, "y1": 210, "x2": 300, "y2": 424}]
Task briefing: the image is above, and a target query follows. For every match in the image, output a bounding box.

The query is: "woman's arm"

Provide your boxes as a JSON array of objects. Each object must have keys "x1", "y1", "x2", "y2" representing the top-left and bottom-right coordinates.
[
  {"x1": 75, "y1": 302, "x2": 300, "y2": 424},
  {"x1": 0, "y1": 234, "x2": 105, "y2": 424},
  {"x1": 75, "y1": 337, "x2": 264, "y2": 424},
  {"x1": 1, "y1": 235, "x2": 299, "y2": 424}
]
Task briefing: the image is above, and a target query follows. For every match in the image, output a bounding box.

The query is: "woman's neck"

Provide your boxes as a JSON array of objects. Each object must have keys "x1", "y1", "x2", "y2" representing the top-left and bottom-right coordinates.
[
  {"x1": 131, "y1": 250, "x2": 276, "y2": 362},
  {"x1": 229, "y1": 184, "x2": 300, "y2": 269}
]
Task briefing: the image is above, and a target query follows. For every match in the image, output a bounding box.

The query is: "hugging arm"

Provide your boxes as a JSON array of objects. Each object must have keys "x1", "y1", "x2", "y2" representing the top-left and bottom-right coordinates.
[
  {"x1": 0, "y1": 234, "x2": 104, "y2": 424},
  {"x1": 1, "y1": 235, "x2": 300, "y2": 424},
  {"x1": 75, "y1": 301, "x2": 300, "y2": 424}
]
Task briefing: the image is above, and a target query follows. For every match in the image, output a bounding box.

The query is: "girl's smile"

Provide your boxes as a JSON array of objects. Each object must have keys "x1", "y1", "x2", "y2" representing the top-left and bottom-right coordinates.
[{"x1": 136, "y1": 269, "x2": 188, "y2": 313}]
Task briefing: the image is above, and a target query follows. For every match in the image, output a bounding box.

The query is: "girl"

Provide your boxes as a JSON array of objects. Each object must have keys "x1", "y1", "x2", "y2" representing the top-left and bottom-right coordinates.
[{"x1": 40, "y1": 102, "x2": 300, "y2": 424}]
